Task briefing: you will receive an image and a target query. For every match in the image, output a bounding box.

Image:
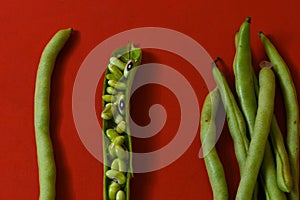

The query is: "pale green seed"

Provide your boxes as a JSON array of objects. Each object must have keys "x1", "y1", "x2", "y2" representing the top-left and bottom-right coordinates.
[
  {"x1": 108, "y1": 143, "x2": 116, "y2": 157},
  {"x1": 113, "y1": 136, "x2": 125, "y2": 145},
  {"x1": 115, "y1": 145, "x2": 128, "y2": 160},
  {"x1": 116, "y1": 121, "x2": 126, "y2": 133},
  {"x1": 106, "y1": 87, "x2": 115, "y2": 95},
  {"x1": 106, "y1": 169, "x2": 126, "y2": 185},
  {"x1": 114, "y1": 114, "x2": 123, "y2": 124},
  {"x1": 111, "y1": 158, "x2": 127, "y2": 172},
  {"x1": 108, "y1": 64, "x2": 122, "y2": 80},
  {"x1": 116, "y1": 190, "x2": 126, "y2": 200},
  {"x1": 110, "y1": 57, "x2": 126, "y2": 70},
  {"x1": 101, "y1": 112, "x2": 113, "y2": 120},
  {"x1": 106, "y1": 73, "x2": 119, "y2": 81},
  {"x1": 106, "y1": 129, "x2": 119, "y2": 141},
  {"x1": 101, "y1": 103, "x2": 113, "y2": 120},
  {"x1": 108, "y1": 80, "x2": 118, "y2": 88},
  {"x1": 108, "y1": 80, "x2": 127, "y2": 90},
  {"x1": 102, "y1": 95, "x2": 115, "y2": 102},
  {"x1": 108, "y1": 182, "x2": 120, "y2": 200}
]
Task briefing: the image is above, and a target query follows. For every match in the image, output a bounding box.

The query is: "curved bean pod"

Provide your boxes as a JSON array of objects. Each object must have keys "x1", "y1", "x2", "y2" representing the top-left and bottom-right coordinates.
[
  {"x1": 270, "y1": 117, "x2": 293, "y2": 192},
  {"x1": 236, "y1": 67, "x2": 276, "y2": 200},
  {"x1": 234, "y1": 20, "x2": 261, "y2": 200},
  {"x1": 200, "y1": 88, "x2": 229, "y2": 200},
  {"x1": 235, "y1": 27, "x2": 287, "y2": 198},
  {"x1": 34, "y1": 28, "x2": 72, "y2": 200},
  {"x1": 234, "y1": 17, "x2": 257, "y2": 136},
  {"x1": 259, "y1": 32, "x2": 299, "y2": 200},
  {"x1": 212, "y1": 61, "x2": 249, "y2": 173}
]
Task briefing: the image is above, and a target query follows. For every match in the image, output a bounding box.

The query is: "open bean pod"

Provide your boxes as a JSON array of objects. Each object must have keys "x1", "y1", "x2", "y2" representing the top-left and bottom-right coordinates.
[{"x1": 101, "y1": 43, "x2": 142, "y2": 200}]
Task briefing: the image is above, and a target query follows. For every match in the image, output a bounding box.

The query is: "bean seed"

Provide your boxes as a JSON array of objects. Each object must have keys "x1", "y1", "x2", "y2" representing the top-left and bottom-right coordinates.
[
  {"x1": 106, "y1": 73, "x2": 119, "y2": 81},
  {"x1": 115, "y1": 145, "x2": 128, "y2": 160},
  {"x1": 106, "y1": 87, "x2": 115, "y2": 95},
  {"x1": 111, "y1": 158, "x2": 127, "y2": 172},
  {"x1": 108, "y1": 64, "x2": 122, "y2": 80},
  {"x1": 106, "y1": 170, "x2": 126, "y2": 185},
  {"x1": 110, "y1": 57, "x2": 126, "y2": 70},
  {"x1": 113, "y1": 136, "x2": 125, "y2": 146},
  {"x1": 108, "y1": 182, "x2": 120, "y2": 200},
  {"x1": 106, "y1": 129, "x2": 119, "y2": 141},
  {"x1": 116, "y1": 190, "x2": 126, "y2": 200},
  {"x1": 116, "y1": 121, "x2": 126, "y2": 133}
]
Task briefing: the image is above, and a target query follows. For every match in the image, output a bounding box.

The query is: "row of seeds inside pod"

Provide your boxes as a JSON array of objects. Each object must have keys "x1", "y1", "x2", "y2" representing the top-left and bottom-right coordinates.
[{"x1": 101, "y1": 57, "x2": 134, "y2": 200}]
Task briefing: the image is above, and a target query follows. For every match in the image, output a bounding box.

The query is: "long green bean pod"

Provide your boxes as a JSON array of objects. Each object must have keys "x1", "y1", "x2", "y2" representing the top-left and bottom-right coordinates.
[
  {"x1": 234, "y1": 17, "x2": 257, "y2": 136},
  {"x1": 234, "y1": 22, "x2": 261, "y2": 200},
  {"x1": 235, "y1": 22, "x2": 288, "y2": 198},
  {"x1": 236, "y1": 67, "x2": 276, "y2": 200},
  {"x1": 212, "y1": 61, "x2": 249, "y2": 174},
  {"x1": 34, "y1": 28, "x2": 72, "y2": 200},
  {"x1": 200, "y1": 88, "x2": 229, "y2": 200},
  {"x1": 259, "y1": 32, "x2": 299, "y2": 200},
  {"x1": 101, "y1": 43, "x2": 142, "y2": 200}
]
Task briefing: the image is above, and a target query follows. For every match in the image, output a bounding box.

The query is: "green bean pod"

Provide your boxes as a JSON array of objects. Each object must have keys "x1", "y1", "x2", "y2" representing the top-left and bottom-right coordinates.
[
  {"x1": 235, "y1": 24, "x2": 288, "y2": 198},
  {"x1": 101, "y1": 43, "x2": 142, "y2": 200},
  {"x1": 200, "y1": 88, "x2": 229, "y2": 200},
  {"x1": 236, "y1": 67, "x2": 276, "y2": 200},
  {"x1": 234, "y1": 21, "x2": 261, "y2": 200},
  {"x1": 259, "y1": 32, "x2": 299, "y2": 200},
  {"x1": 270, "y1": 116, "x2": 293, "y2": 192},
  {"x1": 212, "y1": 62, "x2": 249, "y2": 173},
  {"x1": 234, "y1": 17, "x2": 257, "y2": 136},
  {"x1": 34, "y1": 28, "x2": 72, "y2": 200}
]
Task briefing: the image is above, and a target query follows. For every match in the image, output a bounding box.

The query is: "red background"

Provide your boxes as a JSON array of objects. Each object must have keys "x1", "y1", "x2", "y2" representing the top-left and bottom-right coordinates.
[{"x1": 1, "y1": 0, "x2": 300, "y2": 199}]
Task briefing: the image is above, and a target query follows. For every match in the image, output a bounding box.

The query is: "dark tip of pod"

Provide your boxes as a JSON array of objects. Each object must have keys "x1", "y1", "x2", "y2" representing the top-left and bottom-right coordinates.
[
  {"x1": 258, "y1": 31, "x2": 264, "y2": 38},
  {"x1": 212, "y1": 57, "x2": 222, "y2": 68},
  {"x1": 246, "y1": 16, "x2": 251, "y2": 23}
]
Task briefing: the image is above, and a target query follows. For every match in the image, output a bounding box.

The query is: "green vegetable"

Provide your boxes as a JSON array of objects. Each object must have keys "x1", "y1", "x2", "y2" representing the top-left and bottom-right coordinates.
[
  {"x1": 101, "y1": 43, "x2": 142, "y2": 200},
  {"x1": 235, "y1": 19, "x2": 288, "y2": 198},
  {"x1": 212, "y1": 61, "x2": 249, "y2": 175},
  {"x1": 234, "y1": 17, "x2": 257, "y2": 136},
  {"x1": 34, "y1": 28, "x2": 72, "y2": 200},
  {"x1": 200, "y1": 88, "x2": 229, "y2": 200},
  {"x1": 233, "y1": 18, "x2": 260, "y2": 200},
  {"x1": 236, "y1": 67, "x2": 276, "y2": 200},
  {"x1": 259, "y1": 32, "x2": 299, "y2": 200}
]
